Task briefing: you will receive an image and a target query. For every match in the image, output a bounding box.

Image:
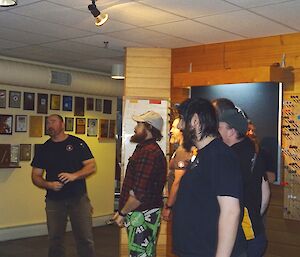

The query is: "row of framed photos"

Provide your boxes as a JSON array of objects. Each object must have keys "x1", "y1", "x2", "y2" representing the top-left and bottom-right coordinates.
[
  {"x1": 0, "y1": 144, "x2": 32, "y2": 166},
  {"x1": 0, "y1": 90, "x2": 112, "y2": 116},
  {"x1": 0, "y1": 114, "x2": 116, "y2": 139}
]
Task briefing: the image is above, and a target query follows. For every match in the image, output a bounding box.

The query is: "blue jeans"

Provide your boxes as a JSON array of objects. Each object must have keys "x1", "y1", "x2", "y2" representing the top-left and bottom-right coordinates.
[
  {"x1": 45, "y1": 194, "x2": 95, "y2": 257},
  {"x1": 247, "y1": 232, "x2": 267, "y2": 257}
]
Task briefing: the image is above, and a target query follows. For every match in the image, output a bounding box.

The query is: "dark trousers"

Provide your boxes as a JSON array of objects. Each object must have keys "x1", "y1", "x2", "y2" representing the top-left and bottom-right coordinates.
[
  {"x1": 247, "y1": 232, "x2": 267, "y2": 257},
  {"x1": 45, "y1": 194, "x2": 95, "y2": 257}
]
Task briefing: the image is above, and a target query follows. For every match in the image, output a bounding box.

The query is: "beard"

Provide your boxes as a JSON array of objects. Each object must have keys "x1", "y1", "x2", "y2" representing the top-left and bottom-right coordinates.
[
  {"x1": 182, "y1": 125, "x2": 197, "y2": 152},
  {"x1": 130, "y1": 129, "x2": 147, "y2": 143}
]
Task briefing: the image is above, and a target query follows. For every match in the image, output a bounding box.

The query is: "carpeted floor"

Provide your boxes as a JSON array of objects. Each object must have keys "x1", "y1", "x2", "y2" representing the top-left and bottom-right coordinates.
[{"x1": 0, "y1": 225, "x2": 120, "y2": 257}]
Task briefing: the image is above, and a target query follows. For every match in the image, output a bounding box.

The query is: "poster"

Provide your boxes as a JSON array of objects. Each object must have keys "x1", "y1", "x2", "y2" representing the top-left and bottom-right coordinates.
[
  {"x1": 9, "y1": 91, "x2": 21, "y2": 108},
  {"x1": 23, "y1": 92, "x2": 35, "y2": 110},
  {"x1": 37, "y1": 93, "x2": 48, "y2": 114}
]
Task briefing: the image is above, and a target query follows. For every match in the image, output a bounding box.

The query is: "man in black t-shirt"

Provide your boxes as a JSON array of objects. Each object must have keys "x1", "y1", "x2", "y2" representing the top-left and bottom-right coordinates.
[
  {"x1": 172, "y1": 98, "x2": 246, "y2": 257},
  {"x1": 219, "y1": 109, "x2": 270, "y2": 257},
  {"x1": 31, "y1": 114, "x2": 96, "y2": 257}
]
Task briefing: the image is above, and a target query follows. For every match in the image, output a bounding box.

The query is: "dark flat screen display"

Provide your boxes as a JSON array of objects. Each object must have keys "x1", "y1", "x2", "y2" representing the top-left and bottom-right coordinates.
[{"x1": 191, "y1": 82, "x2": 282, "y2": 183}]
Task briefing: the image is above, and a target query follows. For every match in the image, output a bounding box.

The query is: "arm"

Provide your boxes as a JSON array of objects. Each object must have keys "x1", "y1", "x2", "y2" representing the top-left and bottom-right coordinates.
[
  {"x1": 31, "y1": 167, "x2": 63, "y2": 191},
  {"x1": 114, "y1": 192, "x2": 141, "y2": 227},
  {"x1": 58, "y1": 158, "x2": 96, "y2": 184},
  {"x1": 261, "y1": 177, "x2": 270, "y2": 215},
  {"x1": 215, "y1": 196, "x2": 240, "y2": 257},
  {"x1": 162, "y1": 169, "x2": 185, "y2": 221}
]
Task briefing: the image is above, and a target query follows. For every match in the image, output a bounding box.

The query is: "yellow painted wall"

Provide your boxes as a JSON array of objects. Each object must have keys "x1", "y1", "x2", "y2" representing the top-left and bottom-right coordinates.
[{"x1": 0, "y1": 84, "x2": 116, "y2": 228}]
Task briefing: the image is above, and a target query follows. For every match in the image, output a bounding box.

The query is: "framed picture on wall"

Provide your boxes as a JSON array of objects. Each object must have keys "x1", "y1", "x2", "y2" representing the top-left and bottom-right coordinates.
[
  {"x1": 20, "y1": 144, "x2": 32, "y2": 161},
  {"x1": 9, "y1": 91, "x2": 21, "y2": 108},
  {"x1": 23, "y1": 92, "x2": 35, "y2": 110},
  {"x1": 63, "y1": 95, "x2": 73, "y2": 111},
  {"x1": 0, "y1": 90, "x2": 6, "y2": 108},
  {"x1": 15, "y1": 115, "x2": 27, "y2": 132},
  {"x1": 95, "y1": 98, "x2": 102, "y2": 112},
  {"x1": 99, "y1": 119, "x2": 109, "y2": 139},
  {"x1": 108, "y1": 120, "x2": 116, "y2": 139},
  {"x1": 75, "y1": 118, "x2": 86, "y2": 134},
  {"x1": 29, "y1": 115, "x2": 43, "y2": 137},
  {"x1": 0, "y1": 114, "x2": 13, "y2": 135},
  {"x1": 74, "y1": 97, "x2": 85, "y2": 116},
  {"x1": 103, "y1": 99, "x2": 112, "y2": 114},
  {"x1": 37, "y1": 93, "x2": 48, "y2": 114},
  {"x1": 65, "y1": 117, "x2": 74, "y2": 132},
  {"x1": 50, "y1": 94, "x2": 61, "y2": 110},
  {"x1": 86, "y1": 97, "x2": 94, "y2": 111},
  {"x1": 10, "y1": 144, "x2": 20, "y2": 165},
  {"x1": 87, "y1": 118, "x2": 98, "y2": 137}
]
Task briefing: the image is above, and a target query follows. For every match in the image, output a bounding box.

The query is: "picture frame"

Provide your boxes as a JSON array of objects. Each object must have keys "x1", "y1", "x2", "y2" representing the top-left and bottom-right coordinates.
[
  {"x1": 15, "y1": 115, "x2": 27, "y2": 132},
  {"x1": 29, "y1": 115, "x2": 43, "y2": 137},
  {"x1": 10, "y1": 144, "x2": 20, "y2": 165},
  {"x1": 20, "y1": 144, "x2": 31, "y2": 161},
  {"x1": 44, "y1": 116, "x2": 49, "y2": 136},
  {"x1": 95, "y1": 98, "x2": 102, "y2": 112},
  {"x1": 74, "y1": 97, "x2": 85, "y2": 116},
  {"x1": 87, "y1": 118, "x2": 98, "y2": 137},
  {"x1": 23, "y1": 92, "x2": 35, "y2": 110},
  {"x1": 9, "y1": 91, "x2": 21, "y2": 108},
  {"x1": 0, "y1": 144, "x2": 11, "y2": 166},
  {"x1": 50, "y1": 94, "x2": 61, "y2": 110},
  {"x1": 108, "y1": 120, "x2": 116, "y2": 139},
  {"x1": 75, "y1": 118, "x2": 86, "y2": 134},
  {"x1": 63, "y1": 95, "x2": 73, "y2": 112},
  {"x1": 0, "y1": 114, "x2": 13, "y2": 135},
  {"x1": 0, "y1": 89, "x2": 6, "y2": 108},
  {"x1": 86, "y1": 97, "x2": 94, "y2": 111},
  {"x1": 99, "y1": 119, "x2": 109, "y2": 138},
  {"x1": 65, "y1": 117, "x2": 74, "y2": 132},
  {"x1": 103, "y1": 99, "x2": 112, "y2": 114},
  {"x1": 37, "y1": 93, "x2": 48, "y2": 114}
]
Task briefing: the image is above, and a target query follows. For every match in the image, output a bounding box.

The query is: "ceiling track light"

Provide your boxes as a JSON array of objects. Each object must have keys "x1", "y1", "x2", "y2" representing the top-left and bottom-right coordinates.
[
  {"x1": 0, "y1": 0, "x2": 17, "y2": 7},
  {"x1": 88, "y1": 0, "x2": 108, "y2": 27}
]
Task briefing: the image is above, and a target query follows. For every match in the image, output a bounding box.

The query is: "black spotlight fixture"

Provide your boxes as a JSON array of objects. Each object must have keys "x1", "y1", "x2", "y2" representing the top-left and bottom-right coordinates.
[{"x1": 88, "y1": 0, "x2": 108, "y2": 27}]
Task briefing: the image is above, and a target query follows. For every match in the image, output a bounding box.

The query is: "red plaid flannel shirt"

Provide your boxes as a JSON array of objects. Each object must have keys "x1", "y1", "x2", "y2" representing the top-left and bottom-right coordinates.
[{"x1": 119, "y1": 139, "x2": 167, "y2": 211}]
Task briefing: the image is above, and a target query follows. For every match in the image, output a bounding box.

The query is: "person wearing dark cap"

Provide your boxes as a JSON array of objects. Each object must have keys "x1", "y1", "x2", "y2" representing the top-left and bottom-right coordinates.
[
  {"x1": 172, "y1": 98, "x2": 246, "y2": 257},
  {"x1": 113, "y1": 110, "x2": 167, "y2": 257},
  {"x1": 218, "y1": 109, "x2": 270, "y2": 257}
]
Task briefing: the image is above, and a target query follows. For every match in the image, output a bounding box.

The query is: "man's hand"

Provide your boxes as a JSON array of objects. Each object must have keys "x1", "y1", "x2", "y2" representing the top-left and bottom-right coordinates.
[
  {"x1": 49, "y1": 181, "x2": 64, "y2": 191},
  {"x1": 113, "y1": 212, "x2": 125, "y2": 227},
  {"x1": 58, "y1": 172, "x2": 78, "y2": 184}
]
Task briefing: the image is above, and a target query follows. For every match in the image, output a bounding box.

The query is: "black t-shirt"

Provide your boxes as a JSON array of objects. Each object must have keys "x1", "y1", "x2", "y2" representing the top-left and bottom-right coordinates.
[
  {"x1": 31, "y1": 135, "x2": 93, "y2": 200},
  {"x1": 231, "y1": 137, "x2": 267, "y2": 237},
  {"x1": 172, "y1": 138, "x2": 246, "y2": 257}
]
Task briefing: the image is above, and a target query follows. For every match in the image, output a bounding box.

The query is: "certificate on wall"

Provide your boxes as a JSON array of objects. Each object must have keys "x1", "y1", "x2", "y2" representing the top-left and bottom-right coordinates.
[
  {"x1": 87, "y1": 118, "x2": 98, "y2": 137},
  {"x1": 29, "y1": 115, "x2": 43, "y2": 137},
  {"x1": 50, "y1": 94, "x2": 61, "y2": 110},
  {"x1": 20, "y1": 144, "x2": 31, "y2": 161},
  {"x1": 0, "y1": 90, "x2": 6, "y2": 108},
  {"x1": 37, "y1": 93, "x2": 48, "y2": 114},
  {"x1": 9, "y1": 91, "x2": 21, "y2": 108},
  {"x1": 75, "y1": 118, "x2": 86, "y2": 134},
  {"x1": 15, "y1": 115, "x2": 27, "y2": 132},
  {"x1": 23, "y1": 92, "x2": 35, "y2": 110}
]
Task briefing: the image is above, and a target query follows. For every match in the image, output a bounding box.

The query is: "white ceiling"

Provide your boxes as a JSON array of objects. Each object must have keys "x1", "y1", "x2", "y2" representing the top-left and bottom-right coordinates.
[{"x1": 0, "y1": 0, "x2": 299, "y2": 74}]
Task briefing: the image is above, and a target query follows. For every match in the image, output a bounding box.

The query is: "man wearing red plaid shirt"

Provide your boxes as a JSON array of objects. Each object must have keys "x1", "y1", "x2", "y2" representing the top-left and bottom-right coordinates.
[{"x1": 114, "y1": 111, "x2": 167, "y2": 257}]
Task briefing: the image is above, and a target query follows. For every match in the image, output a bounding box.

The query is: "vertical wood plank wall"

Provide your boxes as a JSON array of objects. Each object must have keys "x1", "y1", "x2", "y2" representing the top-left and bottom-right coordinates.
[
  {"x1": 121, "y1": 48, "x2": 171, "y2": 257},
  {"x1": 171, "y1": 32, "x2": 300, "y2": 257}
]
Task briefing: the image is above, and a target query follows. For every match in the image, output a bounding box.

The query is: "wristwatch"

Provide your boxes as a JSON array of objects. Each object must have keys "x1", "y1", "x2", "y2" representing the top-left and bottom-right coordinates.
[{"x1": 118, "y1": 210, "x2": 127, "y2": 217}]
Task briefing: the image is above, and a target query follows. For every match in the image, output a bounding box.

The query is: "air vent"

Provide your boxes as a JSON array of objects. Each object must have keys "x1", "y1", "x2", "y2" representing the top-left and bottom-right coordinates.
[{"x1": 50, "y1": 70, "x2": 72, "y2": 86}]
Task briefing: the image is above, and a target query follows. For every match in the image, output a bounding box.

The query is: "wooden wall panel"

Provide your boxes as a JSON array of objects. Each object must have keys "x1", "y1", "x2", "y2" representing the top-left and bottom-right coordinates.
[
  {"x1": 171, "y1": 32, "x2": 300, "y2": 257},
  {"x1": 125, "y1": 48, "x2": 171, "y2": 99}
]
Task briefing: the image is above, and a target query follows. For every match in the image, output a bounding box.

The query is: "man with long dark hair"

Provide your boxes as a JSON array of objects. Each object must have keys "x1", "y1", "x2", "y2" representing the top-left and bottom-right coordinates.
[
  {"x1": 114, "y1": 111, "x2": 167, "y2": 257},
  {"x1": 172, "y1": 98, "x2": 246, "y2": 257}
]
